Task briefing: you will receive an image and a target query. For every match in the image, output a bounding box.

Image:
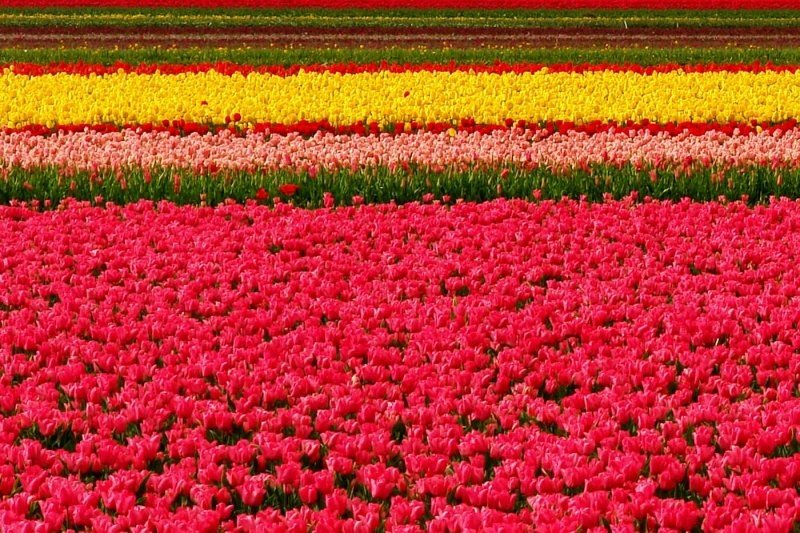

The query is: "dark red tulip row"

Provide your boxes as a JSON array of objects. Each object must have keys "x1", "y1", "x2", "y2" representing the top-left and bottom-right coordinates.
[
  {"x1": 4, "y1": 119, "x2": 797, "y2": 139},
  {"x1": 4, "y1": 61, "x2": 800, "y2": 78}
]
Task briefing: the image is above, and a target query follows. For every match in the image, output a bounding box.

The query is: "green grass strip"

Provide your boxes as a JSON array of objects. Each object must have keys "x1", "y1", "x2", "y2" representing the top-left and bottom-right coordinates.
[
  {"x1": 3, "y1": 46, "x2": 800, "y2": 66},
  {"x1": 2, "y1": 164, "x2": 797, "y2": 208},
  {"x1": 1, "y1": 8, "x2": 799, "y2": 29}
]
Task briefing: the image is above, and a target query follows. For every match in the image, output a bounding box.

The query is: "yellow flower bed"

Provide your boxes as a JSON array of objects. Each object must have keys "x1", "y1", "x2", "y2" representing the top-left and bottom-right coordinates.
[{"x1": 1, "y1": 68, "x2": 798, "y2": 128}]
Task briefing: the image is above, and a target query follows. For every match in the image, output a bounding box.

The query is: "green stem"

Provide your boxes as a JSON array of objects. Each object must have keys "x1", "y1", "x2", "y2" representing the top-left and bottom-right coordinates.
[{"x1": 1, "y1": 164, "x2": 795, "y2": 208}]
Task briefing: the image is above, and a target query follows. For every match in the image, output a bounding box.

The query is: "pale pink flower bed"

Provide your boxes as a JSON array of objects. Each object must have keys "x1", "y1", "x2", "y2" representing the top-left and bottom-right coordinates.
[
  {"x1": 3, "y1": 128, "x2": 800, "y2": 173},
  {"x1": 2, "y1": 198, "x2": 800, "y2": 531}
]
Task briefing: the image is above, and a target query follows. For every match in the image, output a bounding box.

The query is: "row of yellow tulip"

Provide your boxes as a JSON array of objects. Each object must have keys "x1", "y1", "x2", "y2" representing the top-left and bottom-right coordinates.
[{"x1": 2, "y1": 68, "x2": 798, "y2": 128}]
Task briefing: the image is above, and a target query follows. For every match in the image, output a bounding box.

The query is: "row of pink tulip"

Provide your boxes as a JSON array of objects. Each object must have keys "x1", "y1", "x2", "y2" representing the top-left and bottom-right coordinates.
[
  {"x1": 3, "y1": 127, "x2": 800, "y2": 173},
  {"x1": 2, "y1": 197, "x2": 800, "y2": 530}
]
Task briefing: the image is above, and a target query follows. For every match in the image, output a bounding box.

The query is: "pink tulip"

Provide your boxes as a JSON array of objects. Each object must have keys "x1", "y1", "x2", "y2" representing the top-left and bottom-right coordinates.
[{"x1": 2, "y1": 197, "x2": 800, "y2": 529}]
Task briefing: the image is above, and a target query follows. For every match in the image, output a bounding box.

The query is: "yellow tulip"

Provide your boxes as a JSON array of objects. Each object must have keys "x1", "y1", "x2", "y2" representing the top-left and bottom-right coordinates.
[{"x1": 1, "y1": 69, "x2": 799, "y2": 128}]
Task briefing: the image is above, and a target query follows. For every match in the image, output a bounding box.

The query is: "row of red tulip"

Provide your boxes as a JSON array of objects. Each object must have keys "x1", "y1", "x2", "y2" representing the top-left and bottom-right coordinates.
[
  {"x1": 4, "y1": 119, "x2": 795, "y2": 138},
  {"x1": 4, "y1": 61, "x2": 798, "y2": 77}
]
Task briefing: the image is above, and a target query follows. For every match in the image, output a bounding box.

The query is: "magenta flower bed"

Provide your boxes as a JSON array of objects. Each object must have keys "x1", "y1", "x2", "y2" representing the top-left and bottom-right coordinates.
[{"x1": 2, "y1": 198, "x2": 800, "y2": 531}]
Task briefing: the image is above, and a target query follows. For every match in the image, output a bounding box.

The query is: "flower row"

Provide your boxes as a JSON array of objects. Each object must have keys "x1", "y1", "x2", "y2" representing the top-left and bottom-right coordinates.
[
  {"x1": 6, "y1": 62, "x2": 799, "y2": 77},
  {"x1": 5, "y1": 69, "x2": 800, "y2": 128},
  {"x1": 5, "y1": 127, "x2": 800, "y2": 173},
  {"x1": 8, "y1": 118, "x2": 795, "y2": 138},
  {"x1": 2, "y1": 197, "x2": 800, "y2": 531}
]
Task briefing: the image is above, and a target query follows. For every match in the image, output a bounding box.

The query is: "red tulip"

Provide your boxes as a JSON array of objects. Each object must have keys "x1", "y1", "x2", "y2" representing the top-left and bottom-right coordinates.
[{"x1": 279, "y1": 183, "x2": 299, "y2": 197}]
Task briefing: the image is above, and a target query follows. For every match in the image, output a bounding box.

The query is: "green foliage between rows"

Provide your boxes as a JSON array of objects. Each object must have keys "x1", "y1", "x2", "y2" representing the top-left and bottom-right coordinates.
[
  {"x1": 1, "y1": 8, "x2": 799, "y2": 29},
  {"x1": 3, "y1": 46, "x2": 800, "y2": 66},
  {"x1": 1, "y1": 164, "x2": 798, "y2": 208}
]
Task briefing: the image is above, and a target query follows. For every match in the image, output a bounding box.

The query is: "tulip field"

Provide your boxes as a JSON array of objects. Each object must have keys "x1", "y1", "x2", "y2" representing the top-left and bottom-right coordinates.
[{"x1": 6, "y1": 1, "x2": 800, "y2": 532}]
